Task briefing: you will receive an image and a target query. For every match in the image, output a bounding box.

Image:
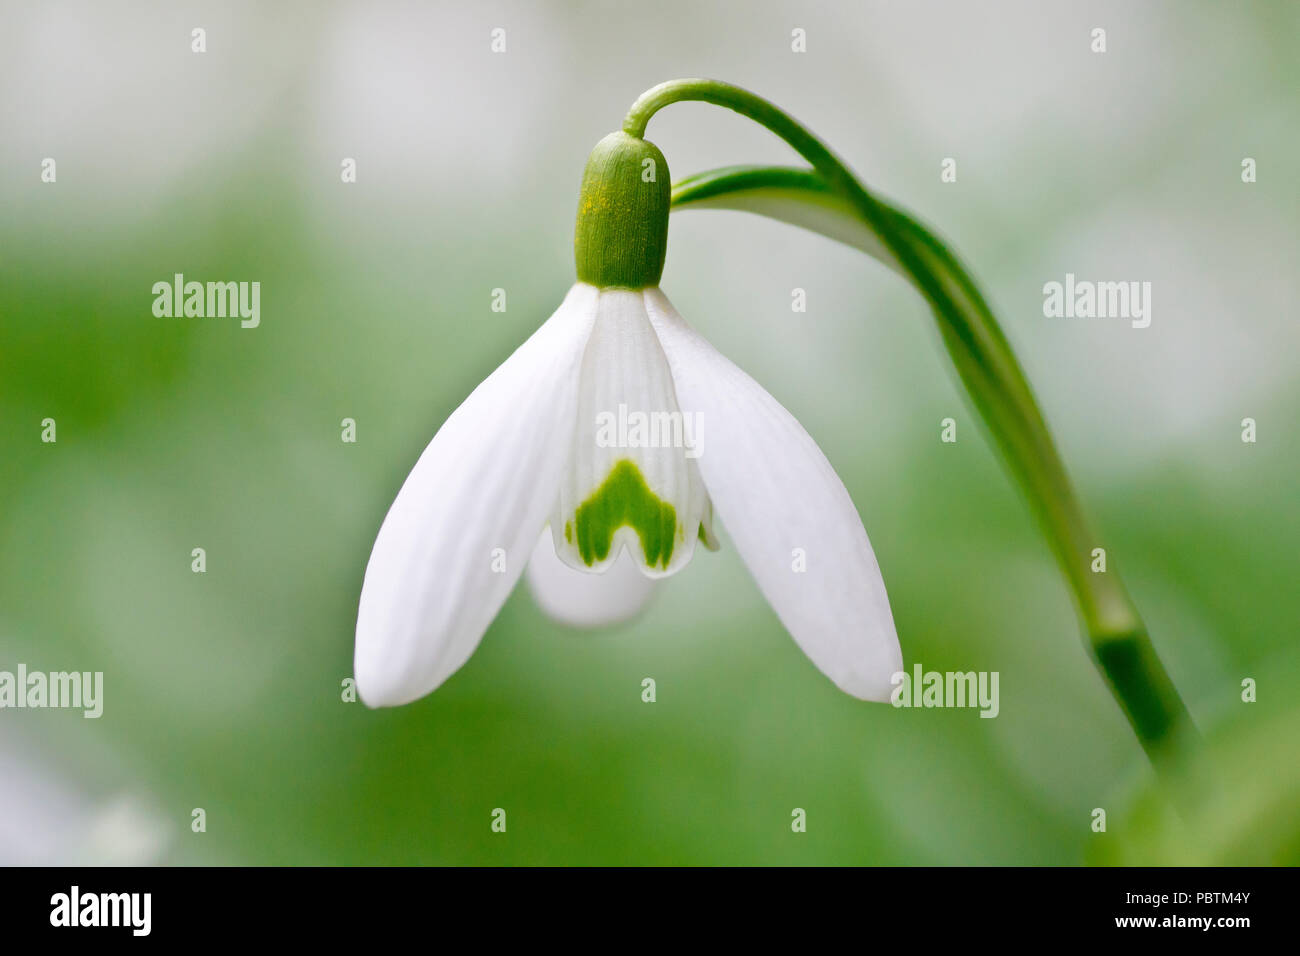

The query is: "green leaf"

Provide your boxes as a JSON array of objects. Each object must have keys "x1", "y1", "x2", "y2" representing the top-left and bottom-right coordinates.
[{"x1": 673, "y1": 166, "x2": 900, "y2": 269}]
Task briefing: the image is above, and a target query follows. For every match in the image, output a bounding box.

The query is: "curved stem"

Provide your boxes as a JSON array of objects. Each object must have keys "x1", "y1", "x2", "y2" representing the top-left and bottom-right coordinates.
[{"x1": 630, "y1": 83, "x2": 1197, "y2": 770}]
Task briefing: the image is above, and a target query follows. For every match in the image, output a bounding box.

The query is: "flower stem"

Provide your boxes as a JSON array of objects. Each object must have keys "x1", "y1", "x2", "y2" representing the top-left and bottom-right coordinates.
[{"x1": 629, "y1": 80, "x2": 1198, "y2": 771}]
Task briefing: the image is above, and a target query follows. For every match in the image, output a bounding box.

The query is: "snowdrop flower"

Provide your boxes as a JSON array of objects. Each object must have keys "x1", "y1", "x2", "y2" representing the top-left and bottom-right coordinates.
[{"x1": 355, "y1": 131, "x2": 901, "y2": 707}]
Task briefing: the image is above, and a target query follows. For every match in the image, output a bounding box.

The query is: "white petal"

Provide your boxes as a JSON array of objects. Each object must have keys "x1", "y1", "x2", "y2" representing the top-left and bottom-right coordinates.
[
  {"x1": 355, "y1": 283, "x2": 599, "y2": 706},
  {"x1": 551, "y1": 289, "x2": 710, "y2": 578},
  {"x1": 526, "y1": 529, "x2": 656, "y2": 628},
  {"x1": 643, "y1": 288, "x2": 902, "y2": 701}
]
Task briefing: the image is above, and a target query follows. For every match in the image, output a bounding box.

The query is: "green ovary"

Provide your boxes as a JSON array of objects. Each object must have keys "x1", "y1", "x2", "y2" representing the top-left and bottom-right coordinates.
[{"x1": 573, "y1": 459, "x2": 679, "y2": 570}]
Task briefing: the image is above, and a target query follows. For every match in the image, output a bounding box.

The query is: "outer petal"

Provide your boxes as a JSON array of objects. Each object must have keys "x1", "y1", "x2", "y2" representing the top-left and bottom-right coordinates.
[
  {"x1": 525, "y1": 529, "x2": 656, "y2": 628},
  {"x1": 355, "y1": 283, "x2": 599, "y2": 706},
  {"x1": 643, "y1": 288, "x2": 902, "y2": 701}
]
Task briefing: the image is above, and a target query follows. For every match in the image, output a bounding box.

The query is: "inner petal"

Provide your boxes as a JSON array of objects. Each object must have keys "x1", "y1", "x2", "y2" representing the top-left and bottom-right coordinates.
[{"x1": 552, "y1": 289, "x2": 712, "y2": 578}]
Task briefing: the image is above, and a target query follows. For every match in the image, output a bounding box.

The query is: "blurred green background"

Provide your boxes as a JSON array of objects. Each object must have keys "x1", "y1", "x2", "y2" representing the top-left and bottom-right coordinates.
[{"x1": 2, "y1": 0, "x2": 1297, "y2": 865}]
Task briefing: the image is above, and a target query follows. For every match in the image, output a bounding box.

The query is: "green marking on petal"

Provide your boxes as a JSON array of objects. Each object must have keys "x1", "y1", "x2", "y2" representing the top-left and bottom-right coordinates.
[
  {"x1": 564, "y1": 521, "x2": 572, "y2": 543},
  {"x1": 573, "y1": 459, "x2": 678, "y2": 569}
]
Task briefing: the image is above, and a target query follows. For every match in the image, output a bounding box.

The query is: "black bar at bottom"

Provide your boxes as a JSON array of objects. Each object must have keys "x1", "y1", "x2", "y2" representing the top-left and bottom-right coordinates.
[{"x1": 0, "y1": 865, "x2": 1278, "y2": 941}]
